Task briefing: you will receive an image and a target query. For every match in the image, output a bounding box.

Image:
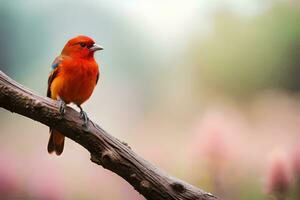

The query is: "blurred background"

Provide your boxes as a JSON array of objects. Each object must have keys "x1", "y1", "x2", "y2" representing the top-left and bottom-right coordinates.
[{"x1": 0, "y1": 0, "x2": 300, "y2": 199}]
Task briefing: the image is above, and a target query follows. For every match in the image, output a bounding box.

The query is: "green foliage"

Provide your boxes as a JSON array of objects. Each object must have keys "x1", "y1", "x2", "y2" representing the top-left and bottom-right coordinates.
[{"x1": 190, "y1": 2, "x2": 300, "y2": 97}]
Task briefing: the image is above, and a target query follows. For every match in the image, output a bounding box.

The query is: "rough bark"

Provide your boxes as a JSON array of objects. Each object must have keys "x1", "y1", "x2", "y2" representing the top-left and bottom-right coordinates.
[{"x1": 0, "y1": 70, "x2": 221, "y2": 200}]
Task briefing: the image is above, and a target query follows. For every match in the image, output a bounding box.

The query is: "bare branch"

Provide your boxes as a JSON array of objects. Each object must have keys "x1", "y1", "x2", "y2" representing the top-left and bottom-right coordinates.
[{"x1": 0, "y1": 71, "x2": 221, "y2": 200}]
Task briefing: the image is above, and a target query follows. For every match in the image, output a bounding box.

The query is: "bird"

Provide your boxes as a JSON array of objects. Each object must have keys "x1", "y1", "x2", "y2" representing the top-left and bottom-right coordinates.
[{"x1": 47, "y1": 35, "x2": 103, "y2": 155}]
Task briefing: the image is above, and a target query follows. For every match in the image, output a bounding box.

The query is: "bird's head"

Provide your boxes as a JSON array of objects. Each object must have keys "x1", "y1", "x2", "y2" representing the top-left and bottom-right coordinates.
[{"x1": 61, "y1": 35, "x2": 103, "y2": 59}]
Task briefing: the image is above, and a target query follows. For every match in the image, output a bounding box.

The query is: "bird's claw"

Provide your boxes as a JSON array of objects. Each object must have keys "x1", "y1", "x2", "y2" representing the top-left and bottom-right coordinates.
[
  {"x1": 79, "y1": 106, "x2": 89, "y2": 129},
  {"x1": 58, "y1": 99, "x2": 66, "y2": 115}
]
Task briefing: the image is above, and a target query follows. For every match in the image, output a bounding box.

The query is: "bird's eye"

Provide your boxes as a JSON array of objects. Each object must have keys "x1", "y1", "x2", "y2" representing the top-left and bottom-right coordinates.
[{"x1": 80, "y1": 43, "x2": 87, "y2": 48}]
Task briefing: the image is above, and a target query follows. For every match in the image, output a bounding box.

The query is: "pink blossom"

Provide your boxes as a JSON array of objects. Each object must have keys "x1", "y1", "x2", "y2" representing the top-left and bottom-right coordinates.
[
  {"x1": 0, "y1": 153, "x2": 19, "y2": 198},
  {"x1": 265, "y1": 152, "x2": 292, "y2": 199},
  {"x1": 190, "y1": 109, "x2": 239, "y2": 167}
]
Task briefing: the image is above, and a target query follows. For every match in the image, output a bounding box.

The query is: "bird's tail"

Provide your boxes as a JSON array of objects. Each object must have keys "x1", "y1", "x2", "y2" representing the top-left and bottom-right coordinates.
[{"x1": 48, "y1": 129, "x2": 65, "y2": 156}]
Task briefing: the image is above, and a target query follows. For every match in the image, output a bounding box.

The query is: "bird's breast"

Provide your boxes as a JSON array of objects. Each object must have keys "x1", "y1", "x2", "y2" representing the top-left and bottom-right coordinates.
[{"x1": 52, "y1": 60, "x2": 99, "y2": 105}]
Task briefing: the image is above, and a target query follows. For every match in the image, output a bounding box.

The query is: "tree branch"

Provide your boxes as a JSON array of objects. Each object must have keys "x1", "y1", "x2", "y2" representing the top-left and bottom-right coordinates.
[{"x1": 0, "y1": 70, "x2": 221, "y2": 200}]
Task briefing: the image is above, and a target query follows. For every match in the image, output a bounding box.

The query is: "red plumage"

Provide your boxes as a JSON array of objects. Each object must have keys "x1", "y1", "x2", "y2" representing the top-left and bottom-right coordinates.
[{"x1": 47, "y1": 35, "x2": 103, "y2": 155}]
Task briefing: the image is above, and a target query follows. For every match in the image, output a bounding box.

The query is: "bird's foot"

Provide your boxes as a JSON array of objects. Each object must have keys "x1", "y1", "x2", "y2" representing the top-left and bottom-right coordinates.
[
  {"x1": 58, "y1": 99, "x2": 66, "y2": 115},
  {"x1": 78, "y1": 106, "x2": 89, "y2": 129}
]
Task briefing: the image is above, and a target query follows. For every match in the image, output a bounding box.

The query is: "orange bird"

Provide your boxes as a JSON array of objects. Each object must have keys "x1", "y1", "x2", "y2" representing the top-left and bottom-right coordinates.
[{"x1": 47, "y1": 35, "x2": 103, "y2": 155}]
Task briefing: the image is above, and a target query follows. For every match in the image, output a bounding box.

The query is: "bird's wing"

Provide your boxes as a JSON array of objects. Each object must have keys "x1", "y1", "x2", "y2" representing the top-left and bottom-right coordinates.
[
  {"x1": 47, "y1": 56, "x2": 62, "y2": 98},
  {"x1": 51, "y1": 56, "x2": 61, "y2": 70}
]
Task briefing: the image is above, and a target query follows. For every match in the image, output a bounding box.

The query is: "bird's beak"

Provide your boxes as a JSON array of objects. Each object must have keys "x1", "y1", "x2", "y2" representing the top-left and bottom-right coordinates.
[{"x1": 89, "y1": 44, "x2": 104, "y2": 52}]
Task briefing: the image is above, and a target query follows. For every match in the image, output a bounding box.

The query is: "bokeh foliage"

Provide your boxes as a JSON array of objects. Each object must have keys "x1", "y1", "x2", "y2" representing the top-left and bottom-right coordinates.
[{"x1": 189, "y1": 1, "x2": 300, "y2": 97}]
